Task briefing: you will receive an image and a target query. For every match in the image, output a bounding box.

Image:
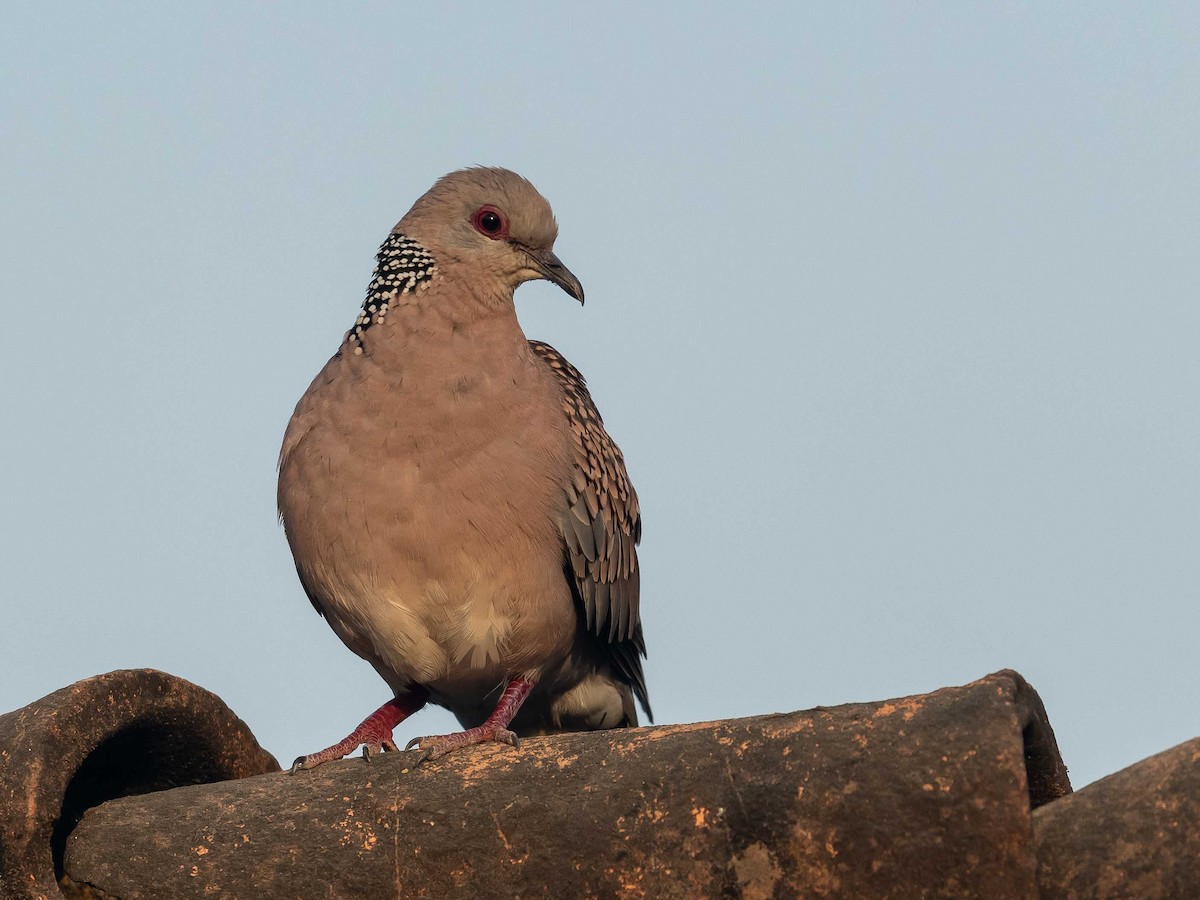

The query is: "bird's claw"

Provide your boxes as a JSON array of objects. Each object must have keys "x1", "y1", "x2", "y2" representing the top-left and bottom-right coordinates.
[
  {"x1": 403, "y1": 727, "x2": 519, "y2": 765},
  {"x1": 291, "y1": 737, "x2": 401, "y2": 774},
  {"x1": 402, "y1": 737, "x2": 438, "y2": 768},
  {"x1": 361, "y1": 738, "x2": 398, "y2": 762},
  {"x1": 288, "y1": 695, "x2": 426, "y2": 774}
]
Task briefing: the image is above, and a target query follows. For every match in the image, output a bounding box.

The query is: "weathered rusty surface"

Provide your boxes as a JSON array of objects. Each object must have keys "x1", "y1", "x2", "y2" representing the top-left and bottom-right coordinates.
[
  {"x1": 64, "y1": 670, "x2": 1067, "y2": 899},
  {"x1": 0, "y1": 669, "x2": 279, "y2": 899},
  {"x1": 1009, "y1": 671, "x2": 1072, "y2": 809},
  {"x1": 1034, "y1": 736, "x2": 1200, "y2": 898}
]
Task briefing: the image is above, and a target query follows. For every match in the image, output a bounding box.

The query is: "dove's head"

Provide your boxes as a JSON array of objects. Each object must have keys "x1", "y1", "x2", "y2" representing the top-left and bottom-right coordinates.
[{"x1": 397, "y1": 167, "x2": 584, "y2": 305}]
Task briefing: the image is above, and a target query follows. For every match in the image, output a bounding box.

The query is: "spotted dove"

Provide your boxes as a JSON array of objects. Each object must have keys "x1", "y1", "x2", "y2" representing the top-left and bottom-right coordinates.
[{"x1": 279, "y1": 168, "x2": 650, "y2": 769}]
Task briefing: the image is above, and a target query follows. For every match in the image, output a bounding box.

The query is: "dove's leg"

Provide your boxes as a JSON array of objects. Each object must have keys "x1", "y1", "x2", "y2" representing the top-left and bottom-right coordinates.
[
  {"x1": 291, "y1": 688, "x2": 429, "y2": 773},
  {"x1": 406, "y1": 677, "x2": 535, "y2": 763}
]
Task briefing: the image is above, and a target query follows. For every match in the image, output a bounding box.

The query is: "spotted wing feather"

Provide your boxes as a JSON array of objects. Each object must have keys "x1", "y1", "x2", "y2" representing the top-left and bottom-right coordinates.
[{"x1": 529, "y1": 340, "x2": 651, "y2": 720}]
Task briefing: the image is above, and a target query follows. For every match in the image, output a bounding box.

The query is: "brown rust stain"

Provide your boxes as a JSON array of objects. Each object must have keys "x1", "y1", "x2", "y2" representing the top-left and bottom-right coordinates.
[
  {"x1": 790, "y1": 823, "x2": 844, "y2": 895},
  {"x1": 731, "y1": 842, "x2": 781, "y2": 900},
  {"x1": 641, "y1": 804, "x2": 667, "y2": 825},
  {"x1": 335, "y1": 805, "x2": 381, "y2": 851},
  {"x1": 25, "y1": 755, "x2": 42, "y2": 830},
  {"x1": 618, "y1": 863, "x2": 649, "y2": 895},
  {"x1": 824, "y1": 830, "x2": 839, "y2": 857},
  {"x1": 489, "y1": 811, "x2": 530, "y2": 865},
  {"x1": 448, "y1": 744, "x2": 524, "y2": 786},
  {"x1": 872, "y1": 698, "x2": 924, "y2": 721},
  {"x1": 650, "y1": 720, "x2": 731, "y2": 737},
  {"x1": 758, "y1": 716, "x2": 818, "y2": 741}
]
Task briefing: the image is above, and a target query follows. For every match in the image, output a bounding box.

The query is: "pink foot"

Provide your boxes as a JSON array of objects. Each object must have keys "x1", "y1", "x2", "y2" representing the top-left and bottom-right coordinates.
[
  {"x1": 404, "y1": 678, "x2": 535, "y2": 766},
  {"x1": 291, "y1": 690, "x2": 427, "y2": 773},
  {"x1": 404, "y1": 723, "x2": 520, "y2": 763}
]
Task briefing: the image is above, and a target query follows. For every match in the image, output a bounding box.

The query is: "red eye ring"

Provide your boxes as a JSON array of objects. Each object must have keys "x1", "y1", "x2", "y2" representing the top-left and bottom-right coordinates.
[{"x1": 472, "y1": 205, "x2": 509, "y2": 240}]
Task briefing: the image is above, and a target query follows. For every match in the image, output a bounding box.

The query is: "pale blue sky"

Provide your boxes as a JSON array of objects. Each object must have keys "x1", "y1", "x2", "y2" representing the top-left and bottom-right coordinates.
[{"x1": 2, "y1": 4, "x2": 1197, "y2": 788}]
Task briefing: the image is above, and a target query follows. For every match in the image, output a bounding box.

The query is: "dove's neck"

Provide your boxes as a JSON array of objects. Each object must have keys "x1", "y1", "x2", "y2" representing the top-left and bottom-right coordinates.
[
  {"x1": 340, "y1": 229, "x2": 534, "y2": 374},
  {"x1": 351, "y1": 273, "x2": 536, "y2": 392}
]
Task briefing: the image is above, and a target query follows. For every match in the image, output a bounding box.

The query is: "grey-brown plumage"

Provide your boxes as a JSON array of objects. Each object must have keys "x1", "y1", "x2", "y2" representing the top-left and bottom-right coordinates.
[
  {"x1": 279, "y1": 168, "x2": 649, "y2": 768},
  {"x1": 530, "y1": 341, "x2": 649, "y2": 715}
]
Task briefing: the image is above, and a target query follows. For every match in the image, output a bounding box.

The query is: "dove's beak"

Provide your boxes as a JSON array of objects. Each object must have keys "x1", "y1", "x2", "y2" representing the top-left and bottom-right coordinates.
[{"x1": 531, "y1": 250, "x2": 585, "y2": 305}]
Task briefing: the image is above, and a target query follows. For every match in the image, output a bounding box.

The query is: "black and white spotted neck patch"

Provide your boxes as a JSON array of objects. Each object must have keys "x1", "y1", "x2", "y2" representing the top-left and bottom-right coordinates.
[{"x1": 346, "y1": 232, "x2": 437, "y2": 355}]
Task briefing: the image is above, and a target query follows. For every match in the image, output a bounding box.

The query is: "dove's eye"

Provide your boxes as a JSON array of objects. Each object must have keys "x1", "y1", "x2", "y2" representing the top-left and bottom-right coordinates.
[{"x1": 473, "y1": 206, "x2": 508, "y2": 239}]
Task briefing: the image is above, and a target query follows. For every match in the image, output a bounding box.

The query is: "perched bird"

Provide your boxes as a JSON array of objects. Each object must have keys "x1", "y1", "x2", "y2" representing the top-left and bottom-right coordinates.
[{"x1": 279, "y1": 168, "x2": 649, "y2": 769}]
